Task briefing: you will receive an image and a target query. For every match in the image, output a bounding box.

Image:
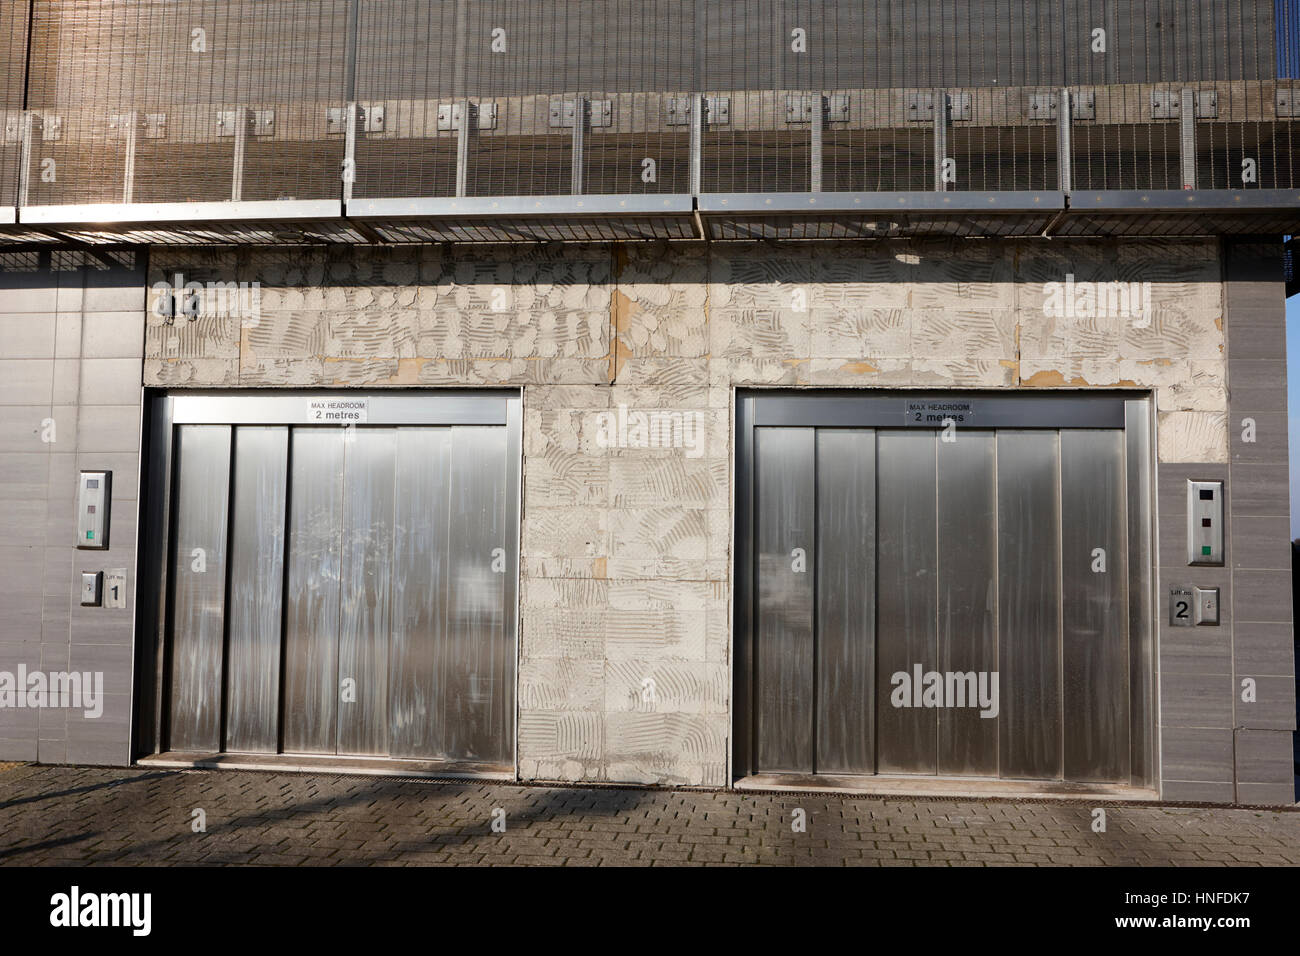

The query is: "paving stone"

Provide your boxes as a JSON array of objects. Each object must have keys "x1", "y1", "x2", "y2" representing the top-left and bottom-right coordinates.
[{"x1": 0, "y1": 764, "x2": 1298, "y2": 866}]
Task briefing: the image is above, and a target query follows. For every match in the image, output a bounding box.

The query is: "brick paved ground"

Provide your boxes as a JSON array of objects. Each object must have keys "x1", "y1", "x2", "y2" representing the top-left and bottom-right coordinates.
[{"x1": 0, "y1": 763, "x2": 1297, "y2": 866}]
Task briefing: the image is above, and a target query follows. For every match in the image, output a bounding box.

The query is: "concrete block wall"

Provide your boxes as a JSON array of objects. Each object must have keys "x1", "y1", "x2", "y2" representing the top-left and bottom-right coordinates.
[
  {"x1": 134, "y1": 236, "x2": 1284, "y2": 797},
  {"x1": 0, "y1": 249, "x2": 145, "y2": 766}
]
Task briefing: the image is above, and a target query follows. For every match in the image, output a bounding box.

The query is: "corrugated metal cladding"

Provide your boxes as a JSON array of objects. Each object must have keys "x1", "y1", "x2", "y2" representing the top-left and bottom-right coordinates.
[{"x1": 0, "y1": 0, "x2": 1294, "y2": 212}]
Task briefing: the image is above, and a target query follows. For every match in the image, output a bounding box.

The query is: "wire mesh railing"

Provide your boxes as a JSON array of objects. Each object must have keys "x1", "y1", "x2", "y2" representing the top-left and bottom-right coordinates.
[{"x1": 2, "y1": 0, "x2": 1299, "y2": 217}]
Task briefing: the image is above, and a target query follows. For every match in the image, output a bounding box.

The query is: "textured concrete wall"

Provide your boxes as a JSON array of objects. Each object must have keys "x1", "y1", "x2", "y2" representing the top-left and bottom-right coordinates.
[
  {"x1": 0, "y1": 249, "x2": 145, "y2": 766},
  {"x1": 139, "y1": 237, "x2": 1249, "y2": 792}
]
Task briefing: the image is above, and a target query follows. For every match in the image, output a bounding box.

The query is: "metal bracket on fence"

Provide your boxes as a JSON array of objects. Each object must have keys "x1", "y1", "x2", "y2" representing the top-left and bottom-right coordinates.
[
  {"x1": 550, "y1": 98, "x2": 610, "y2": 128},
  {"x1": 1277, "y1": 87, "x2": 1300, "y2": 117},
  {"x1": 1153, "y1": 89, "x2": 1217, "y2": 120},
  {"x1": 438, "y1": 102, "x2": 496, "y2": 131},
  {"x1": 933, "y1": 88, "x2": 949, "y2": 192},
  {"x1": 786, "y1": 93, "x2": 848, "y2": 124},
  {"x1": 669, "y1": 96, "x2": 728, "y2": 126},
  {"x1": 908, "y1": 92, "x2": 934, "y2": 122}
]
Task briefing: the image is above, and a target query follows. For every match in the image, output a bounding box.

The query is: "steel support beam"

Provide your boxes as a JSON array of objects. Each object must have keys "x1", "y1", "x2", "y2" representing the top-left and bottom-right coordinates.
[
  {"x1": 121, "y1": 110, "x2": 138, "y2": 204},
  {"x1": 1180, "y1": 88, "x2": 1197, "y2": 190},
  {"x1": 570, "y1": 96, "x2": 586, "y2": 195},
  {"x1": 455, "y1": 99, "x2": 471, "y2": 198},
  {"x1": 1058, "y1": 89, "x2": 1072, "y2": 194},
  {"x1": 810, "y1": 93, "x2": 823, "y2": 193},
  {"x1": 689, "y1": 95, "x2": 703, "y2": 195},
  {"x1": 17, "y1": 112, "x2": 33, "y2": 207},
  {"x1": 343, "y1": 101, "x2": 357, "y2": 203},
  {"x1": 933, "y1": 89, "x2": 949, "y2": 192},
  {"x1": 231, "y1": 108, "x2": 247, "y2": 202}
]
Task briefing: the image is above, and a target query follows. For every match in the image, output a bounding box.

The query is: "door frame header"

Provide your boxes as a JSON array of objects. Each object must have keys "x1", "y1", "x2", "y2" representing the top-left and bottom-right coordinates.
[{"x1": 743, "y1": 389, "x2": 1138, "y2": 430}]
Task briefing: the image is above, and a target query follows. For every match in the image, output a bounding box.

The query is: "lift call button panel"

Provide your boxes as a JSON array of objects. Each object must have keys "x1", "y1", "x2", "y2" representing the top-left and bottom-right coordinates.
[
  {"x1": 1186, "y1": 480, "x2": 1223, "y2": 566},
  {"x1": 80, "y1": 571, "x2": 103, "y2": 607},
  {"x1": 1194, "y1": 587, "x2": 1220, "y2": 626},
  {"x1": 76, "y1": 471, "x2": 110, "y2": 550}
]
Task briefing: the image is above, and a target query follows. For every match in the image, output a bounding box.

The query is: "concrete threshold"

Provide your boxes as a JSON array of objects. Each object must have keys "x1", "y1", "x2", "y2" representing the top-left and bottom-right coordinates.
[
  {"x1": 734, "y1": 772, "x2": 1160, "y2": 803},
  {"x1": 138, "y1": 751, "x2": 514, "y2": 782}
]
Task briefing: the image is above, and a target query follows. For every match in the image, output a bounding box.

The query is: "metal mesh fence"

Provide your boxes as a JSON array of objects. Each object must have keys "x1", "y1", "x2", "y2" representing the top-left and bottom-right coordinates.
[
  {"x1": 21, "y1": 0, "x2": 349, "y2": 206},
  {"x1": 0, "y1": 0, "x2": 30, "y2": 209},
  {"x1": 0, "y1": 0, "x2": 1297, "y2": 211}
]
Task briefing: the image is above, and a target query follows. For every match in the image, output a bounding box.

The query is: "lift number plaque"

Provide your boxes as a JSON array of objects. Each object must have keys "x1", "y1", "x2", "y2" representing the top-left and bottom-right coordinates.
[{"x1": 1169, "y1": 587, "x2": 1194, "y2": 627}]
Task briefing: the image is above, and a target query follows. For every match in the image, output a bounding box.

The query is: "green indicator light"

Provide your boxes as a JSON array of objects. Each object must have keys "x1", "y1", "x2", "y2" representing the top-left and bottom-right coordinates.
[{"x1": 1201, "y1": 545, "x2": 1211, "y2": 556}]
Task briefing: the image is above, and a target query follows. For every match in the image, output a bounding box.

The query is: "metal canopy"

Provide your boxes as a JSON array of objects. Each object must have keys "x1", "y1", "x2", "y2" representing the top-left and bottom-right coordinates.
[
  {"x1": 698, "y1": 191, "x2": 1066, "y2": 239},
  {"x1": 1054, "y1": 189, "x2": 1300, "y2": 237},
  {"x1": 4, "y1": 189, "x2": 1298, "y2": 246},
  {"x1": 349, "y1": 194, "x2": 697, "y2": 243}
]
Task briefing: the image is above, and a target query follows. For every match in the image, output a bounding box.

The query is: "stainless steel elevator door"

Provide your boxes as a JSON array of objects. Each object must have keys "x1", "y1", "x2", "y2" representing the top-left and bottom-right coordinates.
[
  {"x1": 750, "y1": 419, "x2": 1139, "y2": 785},
  {"x1": 164, "y1": 419, "x2": 515, "y2": 769}
]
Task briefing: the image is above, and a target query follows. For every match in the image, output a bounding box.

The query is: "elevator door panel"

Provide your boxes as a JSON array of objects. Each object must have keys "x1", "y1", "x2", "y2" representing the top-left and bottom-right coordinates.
[
  {"x1": 168, "y1": 425, "x2": 231, "y2": 753},
  {"x1": 876, "y1": 431, "x2": 939, "y2": 775},
  {"x1": 160, "y1": 395, "x2": 517, "y2": 769},
  {"x1": 1061, "y1": 429, "x2": 1130, "y2": 782},
  {"x1": 336, "y1": 428, "x2": 396, "y2": 757},
  {"x1": 282, "y1": 428, "x2": 345, "y2": 755},
  {"x1": 389, "y1": 428, "x2": 452, "y2": 760},
  {"x1": 936, "y1": 431, "x2": 998, "y2": 777},
  {"x1": 446, "y1": 427, "x2": 512, "y2": 764},
  {"x1": 224, "y1": 426, "x2": 288, "y2": 754},
  {"x1": 996, "y1": 431, "x2": 1062, "y2": 780},
  {"x1": 815, "y1": 429, "x2": 876, "y2": 775},
  {"x1": 745, "y1": 397, "x2": 1147, "y2": 787},
  {"x1": 753, "y1": 428, "x2": 815, "y2": 773}
]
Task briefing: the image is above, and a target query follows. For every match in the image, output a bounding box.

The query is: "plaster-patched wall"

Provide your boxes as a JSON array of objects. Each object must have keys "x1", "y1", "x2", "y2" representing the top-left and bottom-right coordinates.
[{"x1": 146, "y1": 237, "x2": 1227, "y2": 787}]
